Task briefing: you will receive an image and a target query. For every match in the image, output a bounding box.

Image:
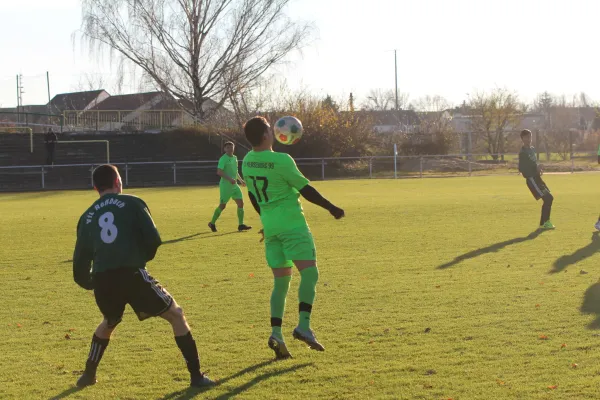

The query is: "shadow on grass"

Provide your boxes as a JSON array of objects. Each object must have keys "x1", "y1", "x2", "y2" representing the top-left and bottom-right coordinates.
[
  {"x1": 2, "y1": 191, "x2": 65, "y2": 201},
  {"x1": 162, "y1": 232, "x2": 210, "y2": 244},
  {"x1": 48, "y1": 386, "x2": 82, "y2": 399},
  {"x1": 437, "y1": 229, "x2": 546, "y2": 270},
  {"x1": 160, "y1": 360, "x2": 311, "y2": 400},
  {"x1": 551, "y1": 232, "x2": 600, "y2": 273},
  {"x1": 163, "y1": 231, "x2": 239, "y2": 245},
  {"x1": 580, "y1": 282, "x2": 600, "y2": 329}
]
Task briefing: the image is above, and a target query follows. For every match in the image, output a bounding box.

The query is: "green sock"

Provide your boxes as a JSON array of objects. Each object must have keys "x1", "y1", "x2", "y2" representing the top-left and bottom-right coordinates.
[
  {"x1": 298, "y1": 267, "x2": 319, "y2": 331},
  {"x1": 237, "y1": 207, "x2": 244, "y2": 225},
  {"x1": 271, "y1": 275, "x2": 291, "y2": 340},
  {"x1": 210, "y1": 207, "x2": 223, "y2": 224}
]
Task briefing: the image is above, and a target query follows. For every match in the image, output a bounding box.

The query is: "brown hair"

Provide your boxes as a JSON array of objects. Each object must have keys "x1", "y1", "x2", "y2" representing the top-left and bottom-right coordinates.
[
  {"x1": 93, "y1": 164, "x2": 120, "y2": 191},
  {"x1": 520, "y1": 129, "x2": 532, "y2": 138},
  {"x1": 243, "y1": 116, "x2": 270, "y2": 146}
]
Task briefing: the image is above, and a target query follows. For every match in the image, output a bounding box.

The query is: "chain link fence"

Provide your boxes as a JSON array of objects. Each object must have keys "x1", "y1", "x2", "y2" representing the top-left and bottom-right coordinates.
[{"x1": 2, "y1": 153, "x2": 600, "y2": 192}]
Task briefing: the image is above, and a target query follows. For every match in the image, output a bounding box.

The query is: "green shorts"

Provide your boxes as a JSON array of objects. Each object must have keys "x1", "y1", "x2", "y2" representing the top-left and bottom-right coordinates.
[
  {"x1": 219, "y1": 182, "x2": 243, "y2": 204},
  {"x1": 265, "y1": 226, "x2": 316, "y2": 268}
]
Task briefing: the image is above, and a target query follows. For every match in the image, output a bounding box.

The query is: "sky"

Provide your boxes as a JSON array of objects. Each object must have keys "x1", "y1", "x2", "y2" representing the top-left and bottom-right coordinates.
[{"x1": 1, "y1": 0, "x2": 599, "y2": 108}]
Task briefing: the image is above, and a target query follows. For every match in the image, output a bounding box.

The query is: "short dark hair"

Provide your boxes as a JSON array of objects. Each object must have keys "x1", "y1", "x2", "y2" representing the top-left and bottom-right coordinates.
[
  {"x1": 520, "y1": 129, "x2": 532, "y2": 138},
  {"x1": 93, "y1": 164, "x2": 120, "y2": 192},
  {"x1": 244, "y1": 116, "x2": 270, "y2": 147},
  {"x1": 223, "y1": 141, "x2": 234, "y2": 150}
]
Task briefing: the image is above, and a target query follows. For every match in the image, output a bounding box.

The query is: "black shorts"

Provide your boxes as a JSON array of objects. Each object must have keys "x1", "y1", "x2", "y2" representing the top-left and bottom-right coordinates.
[
  {"x1": 526, "y1": 175, "x2": 550, "y2": 200},
  {"x1": 94, "y1": 268, "x2": 173, "y2": 327}
]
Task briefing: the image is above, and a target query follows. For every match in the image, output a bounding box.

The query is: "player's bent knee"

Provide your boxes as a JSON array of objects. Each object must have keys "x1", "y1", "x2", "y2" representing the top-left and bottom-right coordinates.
[
  {"x1": 294, "y1": 260, "x2": 317, "y2": 271},
  {"x1": 219, "y1": 203, "x2": 227, "y2": 210},
  {"x1": 272, "y1": 267, "x2": 293, "y2": 278},
  {"x1": 99, "y1": 318, "x2": 120, "y2": 335},
  {"x1": 162, "y1": 302, "x2": 185, "y2": 321}
]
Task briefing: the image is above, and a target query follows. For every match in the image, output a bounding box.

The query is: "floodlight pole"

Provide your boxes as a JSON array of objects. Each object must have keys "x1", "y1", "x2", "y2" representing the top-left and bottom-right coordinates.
[
  {"x1": 394, "y1": 143, "x2": 398, "y2": 179},
  {"x1": 16, "y1": 75, "x2": 19, "y2": 124},
  {"x1": 46, "y1": 71, "x2": 51, "y2": 104},
  {"x1": 394, "y1": 50, "x2": 399, "y2": 112}
]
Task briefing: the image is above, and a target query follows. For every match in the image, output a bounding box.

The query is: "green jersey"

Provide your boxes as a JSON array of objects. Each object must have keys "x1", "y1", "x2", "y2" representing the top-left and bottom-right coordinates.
[
  {"x1": 73, "y1": 194, "x2": 162, "y2": 288},
  {"x1": 218, "y1": 153, "x2": 239, "y2": 183},
  {"x1": 518, "y1": 146, "x2": 538, "y2": 178},
  {"x1": 242, "y1": 150, "x2": 310, "y2": 237}
]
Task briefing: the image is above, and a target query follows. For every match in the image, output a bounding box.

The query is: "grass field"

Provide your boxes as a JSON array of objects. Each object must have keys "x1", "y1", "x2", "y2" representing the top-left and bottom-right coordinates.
[{"x1": 3, "y1": 175, "x2": 600, "y2": 399}]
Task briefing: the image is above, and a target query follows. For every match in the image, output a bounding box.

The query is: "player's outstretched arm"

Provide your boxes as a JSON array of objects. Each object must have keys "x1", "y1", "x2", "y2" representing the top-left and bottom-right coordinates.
[
  {"x1": 299, "y1": 185, "x2": 345, "y2": 219},
  {"x1": 73, "y1": 219, "x2": 94, "y2": 290},
  {"x1": 248, "y1": 192, "x2": 261, "y2": 215},
  {"x1": 137, "y1": 203, "x2": 162, "y2": 261}
]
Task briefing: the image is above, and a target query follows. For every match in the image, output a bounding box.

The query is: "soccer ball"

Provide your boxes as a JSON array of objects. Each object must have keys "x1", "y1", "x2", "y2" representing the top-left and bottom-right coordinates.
[
  {"x1": 594, "y1": 220, "x2": 600, "y2": 231},
  {"x1": 274, "y1": 116, "x2": 303, "y2": 145}
]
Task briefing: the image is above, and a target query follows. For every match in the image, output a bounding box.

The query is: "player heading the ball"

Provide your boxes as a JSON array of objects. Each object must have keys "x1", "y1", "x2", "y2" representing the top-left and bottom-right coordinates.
[{"x1": 242, "y1": 116, "x2": 344, "y2": 360}]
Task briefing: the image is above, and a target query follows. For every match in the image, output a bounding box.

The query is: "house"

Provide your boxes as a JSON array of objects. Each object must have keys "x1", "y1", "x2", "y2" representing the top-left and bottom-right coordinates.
[
  {"x1": 48, "y1": 90, "x2": 110, "y2": 114},
  {"x1": 449, "y1": 112, "x2": 546, "y2": 133},
  {"x1": 60, "y1": 90, "x2": 235, "y2": 132},
  {"x1": 86, "y1": 91, "x2": 178, "y2": 131},
  {"x1": 360, "y1": 110, "x2": 420, "y2": 134},
  {"x1": 0, "y1": 105, "x2": 63, "y2": 132}
]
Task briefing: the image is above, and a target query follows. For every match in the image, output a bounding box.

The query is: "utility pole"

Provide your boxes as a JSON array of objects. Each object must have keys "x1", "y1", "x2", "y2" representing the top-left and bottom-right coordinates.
[
  {"x1": 394, "y1": 49, "x2": 399, "y2": 111},
  {"x1": 46, "y1": 71, "x2": 51, "y2": 104},
  {"x1": 394, "y1": 49, "x2": 402, "y2": 132},
  {"x1": 16, "y1": 74, "x2": 24, "y2": 123},
  {"x1": 16, "y1": 75, "x2": 19, "y2": 123}
]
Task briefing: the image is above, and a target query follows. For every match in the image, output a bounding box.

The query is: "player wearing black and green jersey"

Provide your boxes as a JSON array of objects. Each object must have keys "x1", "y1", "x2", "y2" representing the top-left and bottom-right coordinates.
[
  {"x1": 518, "y1": 129, "x2": 555, "y2": 229},
  {"x1": 242, "y1": 116, "x2": 344, "y2": 359},
  {"x1": 73, "y1": 164, "x2": 214, "y2": 389},
  {"x1": 208, "y1": 141, "x2": 252, "y2": 232}
]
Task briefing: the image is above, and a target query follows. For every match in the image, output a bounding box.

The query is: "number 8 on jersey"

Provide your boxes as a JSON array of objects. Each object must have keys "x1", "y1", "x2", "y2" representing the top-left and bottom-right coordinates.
[{"x1": 99, "y1": 212, "x2": 118, "y2": 244}]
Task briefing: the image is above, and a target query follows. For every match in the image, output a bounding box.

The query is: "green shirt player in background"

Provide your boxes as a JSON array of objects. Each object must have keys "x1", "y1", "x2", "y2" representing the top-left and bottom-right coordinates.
[
  {"x1": 208, "y1": 141, "x2": 252, "y2": 232},
  {"x1": 242, "y1": 116, "x2": 345, "y2": 359},
  {"x1": 518, "y1": 129, "x2": 555, "y2": 229},
  {"x1": 73, "y1": 165, "x2": 215, "y2": 388}
]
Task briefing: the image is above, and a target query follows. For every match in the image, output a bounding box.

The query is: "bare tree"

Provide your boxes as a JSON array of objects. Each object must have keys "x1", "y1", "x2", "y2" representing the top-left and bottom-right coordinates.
[
  {"x1": 79, "y1": 0, "x2": 311, "y2": 122},
  {"x1": 72, "y1": 73, "x2": 106, "y2": 92},
  {"x1": 412, "y1": 95, "x2": 453, "y2": 135},
  {"x1": 362, "y1": 89, "x2": 408, "y2": 111},
  {"x1": 402, "y1": 95, "x2": 455, "y2": 154},
  {"x1": 545, "y1": 96, "x2": 579, "y2": 160},
  {"x1": 468, "y1": 88, "x2": 525, "y2": 160},
  {"x1": 532, "y1": 91, "x2": 554, "y2": 159},
  {"x1": 548, "y1": 107, "x2": 578, "y2": 160},
  {"x1": 534, "y1": 92, "x2": 554, "y2": 116},
  {"x1": 228, "y1": 75, "x2": 288, "y2": 128}
]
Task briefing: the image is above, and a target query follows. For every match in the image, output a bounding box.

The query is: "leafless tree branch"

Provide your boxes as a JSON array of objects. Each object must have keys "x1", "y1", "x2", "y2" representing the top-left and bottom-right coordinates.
[{"x1": 79, "y1": 0, "x2": 312, "y2": 121}]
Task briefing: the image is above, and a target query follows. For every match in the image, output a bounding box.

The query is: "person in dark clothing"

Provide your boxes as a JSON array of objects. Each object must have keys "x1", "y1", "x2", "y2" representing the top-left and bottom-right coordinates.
[
  {"x1": 72, "y1": 164, "x2": 215, "y2": 389},
  {"x1": 518, "y1": 129, "x2": 555, "y2": 229},
  {"x1": 44, "y1": 128, "x2": 57, "y2": 165}
]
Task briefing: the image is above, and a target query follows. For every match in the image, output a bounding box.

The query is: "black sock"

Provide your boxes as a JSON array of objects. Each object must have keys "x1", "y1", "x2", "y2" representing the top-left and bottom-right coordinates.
[
  {"x1": 175, "y1": 331, "x2": 201, "y2": 376},
  {"x1": 541, "y1": 194, "x2": 553, "y2": 225},
  {"x1": 85, "y1": 334, "x2": 110, "y2": 373}
]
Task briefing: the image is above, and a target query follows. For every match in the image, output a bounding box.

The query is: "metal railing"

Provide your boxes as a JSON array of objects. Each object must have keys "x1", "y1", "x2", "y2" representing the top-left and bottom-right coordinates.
[
  {"x1": 62, "y1": 109, "x2": 185, "y2": 132},
  {"x1": 1, "y1": 153, "x2": 599, "y2": 192}
]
